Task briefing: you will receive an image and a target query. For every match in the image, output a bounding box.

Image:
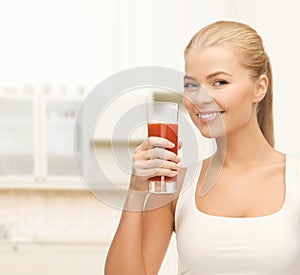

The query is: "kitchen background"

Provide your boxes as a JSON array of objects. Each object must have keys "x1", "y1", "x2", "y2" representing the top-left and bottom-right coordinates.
[{"x1": 1, "y1": 0, "x2": 300, "y2": 274}]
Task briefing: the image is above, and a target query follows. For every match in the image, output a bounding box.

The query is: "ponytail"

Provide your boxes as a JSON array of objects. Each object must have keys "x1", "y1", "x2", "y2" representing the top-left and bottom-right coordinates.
[{"x1": 257, "y1": 56, "x2": 274, "y2": 147}]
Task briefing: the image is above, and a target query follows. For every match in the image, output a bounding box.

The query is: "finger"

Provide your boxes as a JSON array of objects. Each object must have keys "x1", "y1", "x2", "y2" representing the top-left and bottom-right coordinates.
[
  {"x1": 135, "y1": 167, "x2": 178, "y2": 178},
  {"x1": 139, "y1": 136, "x2": 175, "y2": 151},
  {"x1": 146, "y1": 147, "x2": 180, "y2": 162},
  {"x1": 134, "y1": 158, "x2": 180, "y2": 171},
  {"x1": 178, "y1": 140, "x2": 183, "y2": 150},
  {"x1": 149, "y1": 159, "x2": 180, "y2": 171}
]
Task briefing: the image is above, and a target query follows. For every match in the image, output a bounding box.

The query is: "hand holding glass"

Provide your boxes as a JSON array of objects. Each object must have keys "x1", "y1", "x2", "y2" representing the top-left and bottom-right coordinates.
[{"x1": 147, "y1": 102, "x2": 179, "y2": 194}]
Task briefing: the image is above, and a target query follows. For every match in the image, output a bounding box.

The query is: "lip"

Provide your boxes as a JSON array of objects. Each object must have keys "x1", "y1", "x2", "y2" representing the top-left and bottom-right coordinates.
[
  {"x1": 197, "y1": 110, "x2": 224, "y2": 114},
  {"x1": 196, "y1": 110, "x2": 225, "y2": 123}
]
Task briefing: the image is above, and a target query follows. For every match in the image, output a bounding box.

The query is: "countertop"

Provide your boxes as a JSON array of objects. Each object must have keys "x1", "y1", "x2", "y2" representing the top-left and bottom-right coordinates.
[{"x1": 0, "y1": 237, "x2": 109, "y2": 246}]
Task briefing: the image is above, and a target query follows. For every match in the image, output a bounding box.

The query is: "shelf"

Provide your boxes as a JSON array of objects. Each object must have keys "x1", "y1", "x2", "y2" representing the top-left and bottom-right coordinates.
[
  {"x1": 0, "y1": 176, "x2": 86, "y2": 190},
  {"x1": 92, "y1": 138, "x2": 144, "y2": 146},
  {"x1": 0, "y1": 239, "x2": 109, "y2": 246},
  {"x1": 0, "y1": 119, "x2": 32, "y2": 124},
  {"x1": 47, "y1": 120, "x2": 75, "y2": 125},
  {"x1": 43, "y1": 94, "x2": 83, "y2": 102},
  {"x1": 0, "y1": 94, "x2": 34, "y2": 101},
  {"x1": 0, "y1": 175, "x2": 129, "y2": 191}
]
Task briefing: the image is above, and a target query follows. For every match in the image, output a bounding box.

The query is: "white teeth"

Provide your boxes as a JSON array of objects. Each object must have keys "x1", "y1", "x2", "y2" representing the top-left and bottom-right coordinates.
[{"x1": 197, "y1": 111, "x2": 223, "y2": 119}]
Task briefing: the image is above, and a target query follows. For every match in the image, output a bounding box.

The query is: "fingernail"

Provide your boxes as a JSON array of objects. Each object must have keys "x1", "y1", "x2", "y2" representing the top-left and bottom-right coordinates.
[
  {"x1": 177, "y1": 156, "x2": 181, "y2": 161},
  {"x1": 171, "y1": 171, "x2": 178, "y2": 176},
  {"x1": 176, "y1": 163, "x2": 181, "y2": 169},
  {"x1": 168, "y1": 142, "x2": 175, "y2": 147}
]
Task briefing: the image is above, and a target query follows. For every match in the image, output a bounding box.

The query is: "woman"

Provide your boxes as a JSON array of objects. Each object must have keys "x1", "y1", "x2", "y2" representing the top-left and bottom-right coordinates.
[{"x1": 105, "y1": 21, "x2": 300, "y2": 274}]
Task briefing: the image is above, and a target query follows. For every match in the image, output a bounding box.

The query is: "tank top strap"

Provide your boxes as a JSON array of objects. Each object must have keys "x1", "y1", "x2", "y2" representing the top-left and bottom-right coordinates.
[
  {"x1": 180, "y1": 161, "x2": 203, "y2": 196},
  {"x1": 175, "y1": 161, "x2": 202, "y2": 231},
  {"x1": 285, "y1": 155, "x2": 300, "y2": 212}
]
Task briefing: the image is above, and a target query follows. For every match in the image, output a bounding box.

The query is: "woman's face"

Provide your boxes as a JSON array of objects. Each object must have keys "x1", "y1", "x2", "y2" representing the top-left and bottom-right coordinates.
[{"x1": 183, "y1": 46, "x2": 264, "y2": 139}]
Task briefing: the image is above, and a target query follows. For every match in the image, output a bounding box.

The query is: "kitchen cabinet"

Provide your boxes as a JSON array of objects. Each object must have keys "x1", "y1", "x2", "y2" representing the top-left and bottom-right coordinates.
[
  {"x1": 0, "y1": 96, "x2": 34, "y2": 177},
  {"x1": 0, "y1": 85, "x2": 210, "y2": 190},
  {"x1": 0, "y1": 87, "x2": 85, "y2": 189},
  {"x1": 42, "y1": 94, "x2": 82, "y2": 185}
]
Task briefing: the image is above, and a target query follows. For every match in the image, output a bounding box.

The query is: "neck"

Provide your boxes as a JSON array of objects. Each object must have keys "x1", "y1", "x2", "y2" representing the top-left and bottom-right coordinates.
[{"x1": 214, "y1": 116, "x2": 280, "y2": 168}]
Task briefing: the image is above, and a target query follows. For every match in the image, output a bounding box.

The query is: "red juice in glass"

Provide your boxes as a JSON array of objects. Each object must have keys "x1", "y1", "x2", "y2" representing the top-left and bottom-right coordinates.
[
  {"x1": 147, "y1": 101, "x2": 179, "y2": 193},
  {"x1": 147, "y1": 123, "x2": 178, "y2": 182}
]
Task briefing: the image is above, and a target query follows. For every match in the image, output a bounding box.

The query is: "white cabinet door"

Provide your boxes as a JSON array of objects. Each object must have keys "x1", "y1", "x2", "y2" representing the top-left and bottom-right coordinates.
[
  {"x1": 0, "y1": 90, "x2": 85, "y2": 188},
  {"x1": 0, "y1": 97, "x2": 35, "y2": 177},
  {"x1": 44, "y1": 98, "x2": 81, "y2": 178}
]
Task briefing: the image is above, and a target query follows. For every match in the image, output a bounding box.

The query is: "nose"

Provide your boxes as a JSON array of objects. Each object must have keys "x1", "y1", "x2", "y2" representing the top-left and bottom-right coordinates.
[{"x1": 184, "y1": 86, "x2": 214, "y2": 105}]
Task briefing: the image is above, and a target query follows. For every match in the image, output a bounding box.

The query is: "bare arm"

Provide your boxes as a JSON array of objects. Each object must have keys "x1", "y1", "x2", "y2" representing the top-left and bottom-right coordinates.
[{"x1": 104, "y1": 137, "x2": 182, "y2": 275}]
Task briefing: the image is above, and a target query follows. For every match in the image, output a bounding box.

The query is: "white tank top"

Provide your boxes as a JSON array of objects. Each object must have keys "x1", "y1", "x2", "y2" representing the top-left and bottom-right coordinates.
[{"x1": 175, "y1": 155, "x2": 300, "y2": 274}]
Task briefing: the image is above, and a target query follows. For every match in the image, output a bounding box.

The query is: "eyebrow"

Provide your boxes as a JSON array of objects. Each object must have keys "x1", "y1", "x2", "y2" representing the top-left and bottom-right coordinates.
[
  {"x1": 183, "y1": 71, "x2": 232, "y2": 81},
  {"x1": 206, "y1": 71, "x2": 232, "y2": 79},
  {"x1": 183, "y1": 75, "x2": 197, "y2": 81}
]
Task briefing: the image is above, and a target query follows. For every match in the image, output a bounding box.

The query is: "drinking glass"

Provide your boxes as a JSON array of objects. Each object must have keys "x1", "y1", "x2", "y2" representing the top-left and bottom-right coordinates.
[{"x1": 147, "y1": 102, "x2": 179, "y2": 194}]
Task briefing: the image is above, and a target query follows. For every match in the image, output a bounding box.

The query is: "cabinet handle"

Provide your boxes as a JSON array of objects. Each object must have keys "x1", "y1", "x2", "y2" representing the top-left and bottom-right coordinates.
[{"x1": 33, "y1": 94, "x2": 40, "y2": 179}]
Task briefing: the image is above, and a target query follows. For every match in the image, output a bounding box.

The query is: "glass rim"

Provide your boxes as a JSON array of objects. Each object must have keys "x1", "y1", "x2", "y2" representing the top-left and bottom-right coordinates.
[{"x1": 147, "y1": 101, "x2": 179, "y2": 123}]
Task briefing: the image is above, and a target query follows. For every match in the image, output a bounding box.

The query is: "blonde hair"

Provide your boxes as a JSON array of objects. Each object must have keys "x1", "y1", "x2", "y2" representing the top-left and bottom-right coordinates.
[{"x1": 185, "y1": 21, "x2": 274, "y2": 147}]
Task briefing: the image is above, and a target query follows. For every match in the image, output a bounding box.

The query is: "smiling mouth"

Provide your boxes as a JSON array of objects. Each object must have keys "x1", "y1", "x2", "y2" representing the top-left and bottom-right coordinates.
[{"x1": 196, "y1": 111, "x2": 225, "y2": 119}]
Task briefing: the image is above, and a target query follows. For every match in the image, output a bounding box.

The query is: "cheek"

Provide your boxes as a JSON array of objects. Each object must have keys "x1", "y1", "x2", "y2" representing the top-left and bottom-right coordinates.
[
  {"x1": 234, "y1": 95, "x2": 253, "y2": 114},
  {"x1": 215, "y1": 88, "x2": 252, "y2": 113},
  {"x1": 183, "y1": 96, "x2": 194, "y2": 112},
  {"x1": 219, "y1": 93, "x2": 254, "y2": 131}
]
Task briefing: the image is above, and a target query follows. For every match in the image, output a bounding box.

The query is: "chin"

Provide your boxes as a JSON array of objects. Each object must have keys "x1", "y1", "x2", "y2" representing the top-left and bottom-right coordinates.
[
  {"x1": 199, "y1": 131, "x2": 225, "y2": 139},
  {"x1": 197, "y1": 124, "x2": 226, "y2": 139}
]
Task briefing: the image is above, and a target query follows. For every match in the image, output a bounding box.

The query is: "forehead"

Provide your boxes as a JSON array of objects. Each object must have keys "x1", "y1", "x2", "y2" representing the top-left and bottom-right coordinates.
[{"x1": 185, "y1": 46, "x2": 246, "y2": 80}]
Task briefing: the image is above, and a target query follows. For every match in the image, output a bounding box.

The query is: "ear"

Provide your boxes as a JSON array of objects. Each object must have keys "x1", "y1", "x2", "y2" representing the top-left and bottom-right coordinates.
[{"x1": 253, "y1": 75, "x2": 268, "y2": 103}]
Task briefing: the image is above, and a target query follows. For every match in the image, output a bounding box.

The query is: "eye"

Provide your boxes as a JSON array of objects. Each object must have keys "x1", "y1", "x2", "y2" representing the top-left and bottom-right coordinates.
[
  {"x1": 184, "y1": 82, "x2": 199, "y2": 91},
  {"x1": 213, "y1": 80, "x2": 228, "y2": 87}
]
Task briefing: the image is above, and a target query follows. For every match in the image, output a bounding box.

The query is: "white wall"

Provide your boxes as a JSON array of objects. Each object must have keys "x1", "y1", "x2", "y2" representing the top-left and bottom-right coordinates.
[
  {"x1": 114, "y1": 0, "x2": 230, "y2": 71},
  {"x1": 0, "y1": 0, "x2": 115, "y2": 89}
]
